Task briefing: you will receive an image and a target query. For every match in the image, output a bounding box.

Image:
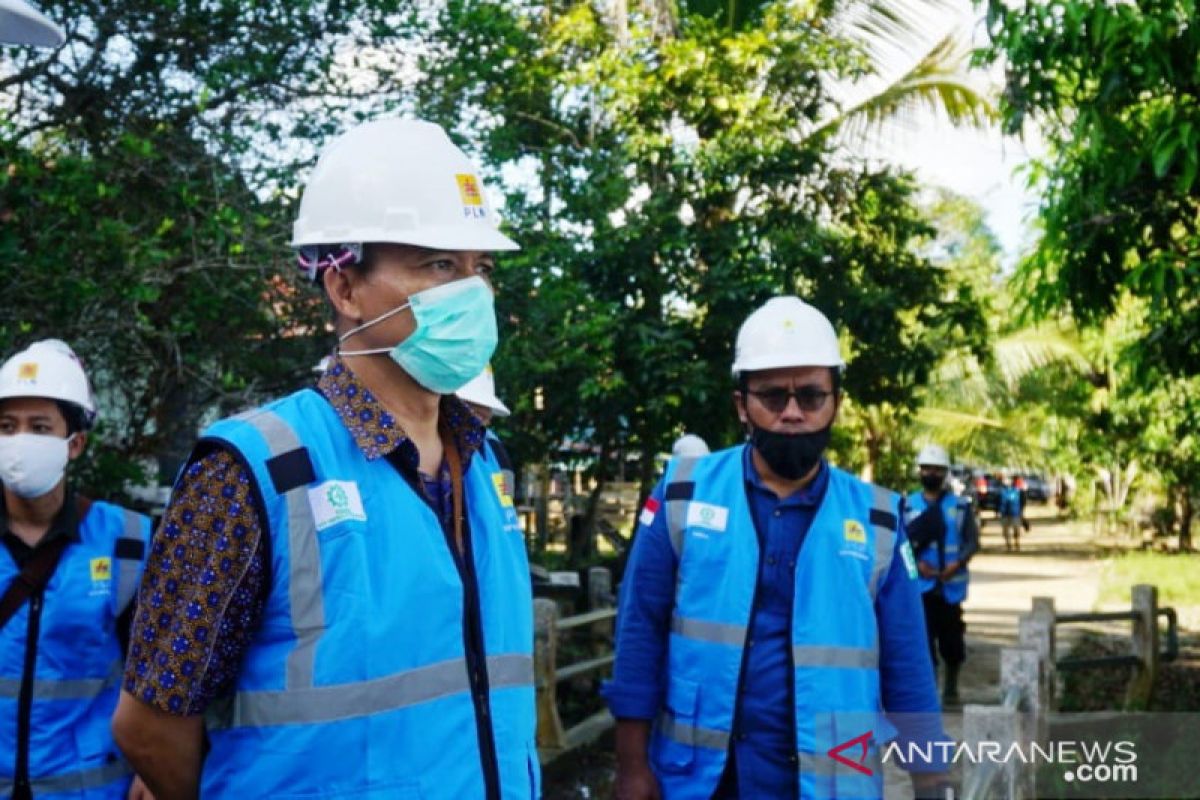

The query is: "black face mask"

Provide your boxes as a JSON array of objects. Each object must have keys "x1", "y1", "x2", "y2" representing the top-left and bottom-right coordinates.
[
  {"x1": 920, "y1": 473, "x2": 947, "y2": 492},
  {"x1": 749, "y1": 423, "x2": 832, "y2": 480}
]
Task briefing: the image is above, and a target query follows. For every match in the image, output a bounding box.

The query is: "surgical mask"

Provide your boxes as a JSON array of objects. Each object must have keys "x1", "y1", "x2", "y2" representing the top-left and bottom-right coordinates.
[
  {"x1": 749, "y1": 423, "x2": 831, "y2": 480},
  {"x1": 920, "y1": 473, "x2": 947, "y2": 492},
  {"x1": 338, "y1": 276, "x2": 498, "y2": 394},
  {"x1": 0, "y1": 433, "x2": 73, "y2": 499}
]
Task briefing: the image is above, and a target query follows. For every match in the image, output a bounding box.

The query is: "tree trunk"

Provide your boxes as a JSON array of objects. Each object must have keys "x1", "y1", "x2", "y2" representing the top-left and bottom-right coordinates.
[
  {"x1": 863, "y1": 426, "x2": 880, "y2": 484},
  {"x1": 154, "y1": 380, "x2": 207, "y2": 484},
  {"x1": 1181, "y1": 490, "x2": 1195, "y2": 552}
]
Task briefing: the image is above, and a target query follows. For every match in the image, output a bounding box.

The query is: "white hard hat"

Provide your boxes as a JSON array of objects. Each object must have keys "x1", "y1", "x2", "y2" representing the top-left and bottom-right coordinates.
[
  {"x1": 0, "y1": 339, "x2": 96, "y2": 426},
  {"x1": 916, "y1": 444, "x2": 950, "y2": 469},
  {"x1": 0, "y1": 0, "x2": 64, "y2": 47},
  {"x1": 456, "y1": 365, "x2": 510, "y2": 417},
  {"x1": 292, "y1": 118, "x2": 519, "y2": 253},
  {"x1": 671, "y1": 433, "x2": 710, "y2": 457},
  {"x1": 732, "y1": 296, "x2": 844, "y2": 376}
]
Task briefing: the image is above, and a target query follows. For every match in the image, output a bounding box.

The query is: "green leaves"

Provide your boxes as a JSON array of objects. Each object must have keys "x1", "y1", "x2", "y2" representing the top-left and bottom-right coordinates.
[{"x1": 983, "y1": 0, "x2": 1200, "y2": 377}]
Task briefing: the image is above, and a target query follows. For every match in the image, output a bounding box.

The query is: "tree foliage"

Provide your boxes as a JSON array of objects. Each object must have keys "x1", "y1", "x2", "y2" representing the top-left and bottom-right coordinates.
[
  {"x1": 415, "y1": 0, "x2": 987, "y2": 499},
  {"x1": 982, "y1": 0, "x2": 1200, "y2": 376},
  {"x1": 2, "y1": 0, "x2": 404, "y2": 489}
]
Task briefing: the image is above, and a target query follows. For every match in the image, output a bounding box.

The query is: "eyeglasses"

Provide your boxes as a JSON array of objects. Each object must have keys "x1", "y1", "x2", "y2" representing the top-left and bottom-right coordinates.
[{"x1": 746, "y1": 387, "x2": 834, "y2": 414}]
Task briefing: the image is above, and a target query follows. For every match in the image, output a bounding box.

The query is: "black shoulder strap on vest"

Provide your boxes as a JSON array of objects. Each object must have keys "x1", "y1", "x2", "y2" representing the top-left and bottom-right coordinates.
[
  {"x1": 0, "y1": 535, "x2": 72, "y2": 632},
  {"x1": 0, "y1": 495, "x2": 93, "y2": 630}
]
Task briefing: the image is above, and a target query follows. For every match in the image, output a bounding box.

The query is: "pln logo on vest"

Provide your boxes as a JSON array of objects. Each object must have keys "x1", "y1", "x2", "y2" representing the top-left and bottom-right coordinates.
[
  {"x1": 308, "y1": 480, "x2": 367, "y2": 531},
  {"x1": 89, "y1": 557, "x2": 113, "y2": 597},
  {"x1": 839, "y1": 519, "x2": 869, "y2": 561}
]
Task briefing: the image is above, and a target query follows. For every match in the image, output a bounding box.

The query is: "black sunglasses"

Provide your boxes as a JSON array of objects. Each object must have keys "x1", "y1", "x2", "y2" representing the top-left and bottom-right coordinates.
[{"x1": 746, "y1": 387, "x2": 834, "y2": 414}]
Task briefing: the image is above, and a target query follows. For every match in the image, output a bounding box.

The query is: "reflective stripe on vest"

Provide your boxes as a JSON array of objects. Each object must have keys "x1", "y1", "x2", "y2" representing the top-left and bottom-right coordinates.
[
  {"x1": 200, "y1": 390, "x2": 538, "y2": 798},
  {"x1": 667, "y1": 462, "x2": 895, "y2": 595},
  {"x1": 650, "y1": 451, "x2": 899, "y2": 800},
  {"x1": 215, "y1": 653, "x2": 533, "y2": 729},
  {"x1": 672, "y1": 615, "x2": 877, "y2": 668},
  {"x1": 235, "y1": 409, "x2": 326, "y2": 691},
  {"x1": 656, "y1": 711, "x2": 730, "y2": 751},
  {"x1": 113, "y1": 509, "x2": 147, "y2": 615},
  {"x1": 798, "y1": 749, "x2": 882, "y2": 779},
  {"x1": 867, "y1": 483, "x2": 897, "y2": 599},
  {"x1": 907, "y1": 491, "x2": 971, "y2": 600},
  {"x1": 0, "y1": 661, "x2": 121, "y2": 700},
  {"x1": 664, "y1": 456, "x2": 700, "y2": 559},
  {"x1": 0, "y1": 758, "x2": 131, "y2": 796}
]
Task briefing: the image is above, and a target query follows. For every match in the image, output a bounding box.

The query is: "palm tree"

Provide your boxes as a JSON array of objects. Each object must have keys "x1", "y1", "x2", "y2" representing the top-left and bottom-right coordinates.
[
  {"x1": 914, "y1": 324, "x2": 1090, "y2": 466},
  {"x1": 615, "y1": 0, "x2": 996, "y2": 139}
]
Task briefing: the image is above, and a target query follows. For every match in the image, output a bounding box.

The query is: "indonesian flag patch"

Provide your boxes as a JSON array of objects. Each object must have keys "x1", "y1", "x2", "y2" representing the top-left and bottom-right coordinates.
[{"x1": 639, "y1": 497, "x2": 660, "y2": 527}]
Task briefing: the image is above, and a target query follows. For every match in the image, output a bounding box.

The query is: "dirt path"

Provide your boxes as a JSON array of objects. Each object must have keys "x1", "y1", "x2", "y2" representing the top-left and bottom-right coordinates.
[{"x1": 956, "y1": 504, "x2": 1106, "y2": 705}]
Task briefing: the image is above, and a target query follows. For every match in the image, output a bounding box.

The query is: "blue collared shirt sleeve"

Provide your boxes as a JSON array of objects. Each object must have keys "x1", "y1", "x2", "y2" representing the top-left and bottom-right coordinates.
[
  {"x1": 876, "y1": 515, "x2": 949, "y2": 770},
  {"x1": 601, "y1": 479, "x2": 676, "y2": 720}
]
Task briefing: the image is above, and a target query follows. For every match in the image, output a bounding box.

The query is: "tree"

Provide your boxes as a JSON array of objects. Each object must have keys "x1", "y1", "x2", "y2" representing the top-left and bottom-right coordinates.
[
  {"x1": 981, "y1": 0, "x2": 1200, "y2": 377},
  {"x1": 1, "y1": 0, "x2": 405, "y2": 492},
  {"x1": 414, "y1": 0, "x2": 988, "y2": 550}
]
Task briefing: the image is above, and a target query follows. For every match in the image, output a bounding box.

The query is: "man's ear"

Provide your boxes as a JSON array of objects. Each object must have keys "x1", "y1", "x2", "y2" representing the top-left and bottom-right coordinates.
[
  {"x1": 323, "y1": 266, "x2": 363, "y2": 324},
  {"x1": 733, "y1": 390, "x2": 748, "y2": 426},
  {"x1": 67, "y1": 432, "x2": 87, "y2": 461}
]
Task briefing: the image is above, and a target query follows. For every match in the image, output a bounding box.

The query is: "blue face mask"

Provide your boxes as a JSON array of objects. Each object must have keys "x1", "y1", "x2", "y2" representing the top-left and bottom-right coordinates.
[{"x1": 338, "y1": 276, "x2": 498, "y2": 394}]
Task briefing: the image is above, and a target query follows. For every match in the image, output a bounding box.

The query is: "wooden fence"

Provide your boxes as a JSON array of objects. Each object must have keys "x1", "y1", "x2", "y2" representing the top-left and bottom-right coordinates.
[
  {"x1": 533, "y1": 566, "x2": 617, "y2": 765},
  {"x1": 962, "y1": 584, "x2": 1177, "y2": 799}
]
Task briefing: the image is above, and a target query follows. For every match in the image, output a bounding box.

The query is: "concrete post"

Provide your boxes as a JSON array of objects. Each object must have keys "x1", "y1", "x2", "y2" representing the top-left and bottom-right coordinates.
[
  {"x1": 1030, "y1": 596, "x2": 1058, "y2": 711},
  {"x1": 963, "y1": 703, "x2": 1026, "y2": 800},
  {"x1": 1124, "y1": 584, "x2": 1159, "y2": 710},
  {"x1": 588, "y1": 566, "x2": 615, "y2": 665},
  {"x1": 534, "y1": 598, "x2": 567, "y2": 754}
]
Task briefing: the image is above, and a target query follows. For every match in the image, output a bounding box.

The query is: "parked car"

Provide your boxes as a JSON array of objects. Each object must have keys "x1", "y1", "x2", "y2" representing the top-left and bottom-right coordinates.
[
  {"x1": 968, "y1": 472, "x2": 1004, "y2": 513},
  {"x1": 1022, "y1": 473, "x2": 1051, "y2": 503}
]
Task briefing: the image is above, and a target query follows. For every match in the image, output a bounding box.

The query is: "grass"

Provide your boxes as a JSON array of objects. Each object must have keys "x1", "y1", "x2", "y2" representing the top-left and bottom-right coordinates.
[{"x1": 1096, "y1": 551, "x2": 1200, "y2": 610}]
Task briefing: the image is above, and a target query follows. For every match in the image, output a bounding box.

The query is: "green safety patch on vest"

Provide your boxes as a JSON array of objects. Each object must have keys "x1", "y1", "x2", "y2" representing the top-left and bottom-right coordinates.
[
  {"x1": 900, "y1": 540, "x2": 919, "y2": 580},
  {"x1": 308, "y1": 479, "x2": 367, "y2": 530}
]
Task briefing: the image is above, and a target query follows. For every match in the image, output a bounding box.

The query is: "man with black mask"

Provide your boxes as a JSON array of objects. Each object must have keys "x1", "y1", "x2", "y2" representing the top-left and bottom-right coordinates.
[
  {"x1": 905, "y1": 445, "x2": 978, "y2": 706},
  {"x1": 605, "y1": 296, "x2": 946, "y2": 800}
]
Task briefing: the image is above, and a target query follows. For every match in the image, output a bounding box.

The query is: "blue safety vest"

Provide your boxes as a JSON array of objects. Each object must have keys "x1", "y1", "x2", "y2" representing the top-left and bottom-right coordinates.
[
  {"x1": 651, "y1": 447, "x2": 903, "y2": 800},
  {"x1": 0, "y1": 501, "x2": 149, "y2": 799},
  {"x1": 904, "y1": 492, "x2": 971, "y2": 604},
  {"x1": 998, "y1": 487, "x2": 1022, "y2": 518},
  {"x1": 199, "y1": 389, "x2": 538, "y2": 799}
]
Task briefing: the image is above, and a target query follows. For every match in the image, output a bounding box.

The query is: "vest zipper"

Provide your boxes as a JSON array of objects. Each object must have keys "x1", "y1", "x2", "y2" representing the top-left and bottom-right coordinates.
[{"x1": 14, "y1": 589, "x2": 44, "y2": 800}]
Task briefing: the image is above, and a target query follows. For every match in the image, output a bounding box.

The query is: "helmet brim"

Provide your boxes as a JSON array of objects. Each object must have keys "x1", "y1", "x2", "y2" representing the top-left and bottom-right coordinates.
[
  {"x1": 732, "y1": 353, "x2": 845, "y2": 376},
  {"x1": 0, "y1": 0, "x2": 64, "y2": 47},
  {"x1": 292, "y1": 225, "x2": 520, "y2": 253}
]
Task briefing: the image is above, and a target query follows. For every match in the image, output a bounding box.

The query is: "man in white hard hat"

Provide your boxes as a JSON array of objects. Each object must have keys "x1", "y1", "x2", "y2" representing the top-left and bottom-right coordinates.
[
  {"x1": 905, "y1": 444, "x2": 978, "y2": 705},
  {"x1": 605, "y1": 297, "x2": 946, "y2": 799},
  {"x1": 670, "y1": 433, "x2": 710, "y2": 459},
  {"x1": 0, "y1": 0, "x2": 63, "y2": 47},
  {"x1": 457, "y1": 365, "x2": 517, "y2": 507},
  {"x1": 113, "y1": 119, "x2": 538, "y2": 799},
  {"x1": 0, "y1": 340, "x2": 152, "y2": 800}
]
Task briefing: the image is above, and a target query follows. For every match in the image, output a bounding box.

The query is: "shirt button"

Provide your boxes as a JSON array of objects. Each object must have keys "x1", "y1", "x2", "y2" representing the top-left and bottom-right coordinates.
[
  {"x1": 774, "y1": 510, "x2": 782, "y2": 517},
  {"x1": 767, "y1": 555, "x2": 777, "y2": 566},
  {"x1": 736, "y1": 732, "x2": 748, "y2": 741}
]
